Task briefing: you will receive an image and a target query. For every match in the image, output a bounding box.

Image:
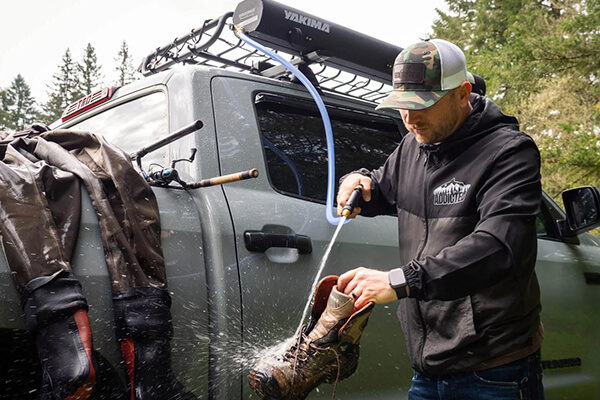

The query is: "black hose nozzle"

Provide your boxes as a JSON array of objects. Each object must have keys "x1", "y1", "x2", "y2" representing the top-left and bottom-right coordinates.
[{"x1": 342, "y1": 184, "x2": 364, "y2": 218}]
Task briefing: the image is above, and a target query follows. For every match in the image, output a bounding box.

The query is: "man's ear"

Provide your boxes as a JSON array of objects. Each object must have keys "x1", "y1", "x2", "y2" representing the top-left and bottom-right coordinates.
[{"x1": 458, "y1": 81, "x2": 472, "y2": 106}]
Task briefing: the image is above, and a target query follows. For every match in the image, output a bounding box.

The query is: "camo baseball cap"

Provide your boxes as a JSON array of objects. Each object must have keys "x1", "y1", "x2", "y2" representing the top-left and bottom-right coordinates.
[{"x1": 376, "y1": 39, "x2": 468, "y2": 111}]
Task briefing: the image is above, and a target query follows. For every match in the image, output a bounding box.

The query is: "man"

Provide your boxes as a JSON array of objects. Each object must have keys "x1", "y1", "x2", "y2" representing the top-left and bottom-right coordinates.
[{"x1": 336, "y1": 39, "x2": 545, "y2": 399}]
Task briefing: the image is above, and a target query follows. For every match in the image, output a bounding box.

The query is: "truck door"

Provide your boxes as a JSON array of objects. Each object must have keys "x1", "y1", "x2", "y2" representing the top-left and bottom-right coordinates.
[
  {"x1": 535, "y1": 193, "x2": 600, "y2": 399},
  {"x1": 212, "y1": 76, "x2": 414, "y2": 398}
]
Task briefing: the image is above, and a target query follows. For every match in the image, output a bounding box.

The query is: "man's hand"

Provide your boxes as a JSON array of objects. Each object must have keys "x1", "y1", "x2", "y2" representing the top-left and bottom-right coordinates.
[
  {"x1": 337, "y1": 174, "x2": 372, "y2": 218},
  {"x1": 337, "y1": 267, "x2": 398, "y2": 310}
]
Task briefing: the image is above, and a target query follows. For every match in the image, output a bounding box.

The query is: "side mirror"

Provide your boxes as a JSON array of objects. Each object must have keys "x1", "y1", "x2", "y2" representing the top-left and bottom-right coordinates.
[{"x1": 559, "y1": 186, "x2": 600, "y2": 237}]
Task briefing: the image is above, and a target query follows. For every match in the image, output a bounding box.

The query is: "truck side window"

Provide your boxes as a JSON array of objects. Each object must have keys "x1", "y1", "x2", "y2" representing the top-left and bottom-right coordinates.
[
  {"x1": 256, "y1": 95, "x2": 402, "y2": 204},
  {"x1": 68, "y1": 92, "x2": 168, "y2": 167}
]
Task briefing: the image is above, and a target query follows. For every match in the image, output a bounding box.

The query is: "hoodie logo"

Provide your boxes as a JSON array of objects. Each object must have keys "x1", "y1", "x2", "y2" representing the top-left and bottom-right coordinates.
[{"x1": 433, "y1": 178, "x2": 471, "y2": 206}]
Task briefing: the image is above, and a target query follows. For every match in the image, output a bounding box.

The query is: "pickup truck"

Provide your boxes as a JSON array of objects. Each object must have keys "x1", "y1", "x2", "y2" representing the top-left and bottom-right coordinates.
[{"x1": 1, "y1": 1, "x2": 600, "y2": 399}]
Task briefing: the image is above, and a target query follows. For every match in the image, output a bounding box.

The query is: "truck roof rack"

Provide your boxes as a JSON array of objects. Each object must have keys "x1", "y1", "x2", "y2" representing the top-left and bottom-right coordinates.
[
  {"x1": 139, "y1": 0, "x2": 485, "y2": 104},
  {"x1": 138, "y1": 0, "x2": 400, "y2": 103}
]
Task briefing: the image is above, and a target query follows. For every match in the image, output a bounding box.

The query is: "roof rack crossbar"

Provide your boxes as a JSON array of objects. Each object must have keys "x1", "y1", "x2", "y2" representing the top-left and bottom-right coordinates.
[
  {"x1": 196, "y1": 50, "x2": 254, "y2": 71},
  {"x1": 317, "y1": 69, "x2": 343, "y2": 85},
  {"x1": 219, "y1": 38, "x2": 245, "y2": 56},
  {"x1": 361, "y1": 82, "x2": 387, "y2": 97},
  {"x1": 345, "y1": 79, "x2": 372, "y2": 94},
  {"x1": 312, "y1": 64, "x2": 328, "y2": 77},
  {"x1": 233, "y1": 46, "x2": 261, "y2": 65},
  {"x1": 331, "y1": 74, "x2": 359, "y2": 91}
]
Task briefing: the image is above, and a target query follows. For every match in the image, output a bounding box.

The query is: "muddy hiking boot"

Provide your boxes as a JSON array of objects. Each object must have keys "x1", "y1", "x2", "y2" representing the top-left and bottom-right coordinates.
[{"x1": 249, "y1": 275, "x2": 374, "y2": 400}]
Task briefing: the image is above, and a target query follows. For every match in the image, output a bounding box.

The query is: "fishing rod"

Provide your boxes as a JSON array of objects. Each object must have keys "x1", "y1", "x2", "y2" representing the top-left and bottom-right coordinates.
[{"x1": 131, "y1": 119, "x2": 259, "y2": 189}]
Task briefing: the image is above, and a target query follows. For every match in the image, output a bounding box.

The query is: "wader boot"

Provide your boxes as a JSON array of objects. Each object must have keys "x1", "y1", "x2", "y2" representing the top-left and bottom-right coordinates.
[
  {"x1": 24, "y1": 271, "x2": 96, "y2": 400},
  {"x1": 249, "y1": 275, "x2": 374, "y2": 400},
  {"x1": 113, "y1": 287, "x2": 197, "y2": 400}
]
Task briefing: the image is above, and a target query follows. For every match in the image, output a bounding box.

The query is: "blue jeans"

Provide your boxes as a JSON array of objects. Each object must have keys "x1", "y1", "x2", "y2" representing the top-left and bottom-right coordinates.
[{"x1": 408, "y1": 351, "x2": 545, "y2": 400}]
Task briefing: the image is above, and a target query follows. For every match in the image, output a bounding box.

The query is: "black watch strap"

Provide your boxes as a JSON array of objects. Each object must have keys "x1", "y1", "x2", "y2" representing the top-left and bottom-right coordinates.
[{"x1": 393, "y1": 285, "x2": 406, "y2": 300}]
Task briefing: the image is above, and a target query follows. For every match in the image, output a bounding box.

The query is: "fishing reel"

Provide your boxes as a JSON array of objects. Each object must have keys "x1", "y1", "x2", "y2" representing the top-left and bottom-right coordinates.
[
  {"x1": 143, "y1": 149, "x2": 197, "y2": 188},
  {"x1": 141, "y1": 148, "x2": 259, "y2": 189}
]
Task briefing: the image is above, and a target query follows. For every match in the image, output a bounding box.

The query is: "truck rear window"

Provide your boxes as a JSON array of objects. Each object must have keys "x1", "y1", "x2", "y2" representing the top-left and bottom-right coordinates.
[
  {"x1": 67, "y1": 92, "x2": 168, "y2": 168},
  {"x1": 255, "y1": 93, "x2": 402, "y2": 203}
]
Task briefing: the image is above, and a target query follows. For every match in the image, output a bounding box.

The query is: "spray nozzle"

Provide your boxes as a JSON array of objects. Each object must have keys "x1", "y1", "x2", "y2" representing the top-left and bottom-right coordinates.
[{"x1": 342, "y1": 184, "x2": 364, "y2": 218}]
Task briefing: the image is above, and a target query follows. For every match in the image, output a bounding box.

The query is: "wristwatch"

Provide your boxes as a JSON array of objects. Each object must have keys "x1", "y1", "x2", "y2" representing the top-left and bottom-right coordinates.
[{"x1": 388, "y1": 268, "x2": 408, "y2": 299}]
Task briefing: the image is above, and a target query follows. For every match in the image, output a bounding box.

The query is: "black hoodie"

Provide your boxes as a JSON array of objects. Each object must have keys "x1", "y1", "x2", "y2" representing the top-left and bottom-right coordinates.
[{"x1": 359, "y1": 94, "x2": 543, "y2": 375}]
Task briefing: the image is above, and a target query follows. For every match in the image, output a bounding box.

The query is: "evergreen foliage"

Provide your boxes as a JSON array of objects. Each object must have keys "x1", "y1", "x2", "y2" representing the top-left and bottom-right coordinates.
[
  {"x1": 432, "y1": 0, "x2": 600, "y2": 203},
  {"x1": 2, "y1": 74, "x2": 37, "y2": 130},
  {"x1": 0, "y1": 89, "x2": 16, "y2": 131},
  {"x1": 40, "y1": 48, "x2": 81, "y2": 124},
  {"x1": 115, "y1": 40, "x2": 137, "y2": 86},
  {"x1": 78, "y1": 43, "x2": 104, "y2": 95}
]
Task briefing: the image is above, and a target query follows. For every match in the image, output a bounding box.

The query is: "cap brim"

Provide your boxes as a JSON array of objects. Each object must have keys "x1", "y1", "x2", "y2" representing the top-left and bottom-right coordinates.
[{"x1": 375, "y1": 90, "x2": 448, "y2": 111}]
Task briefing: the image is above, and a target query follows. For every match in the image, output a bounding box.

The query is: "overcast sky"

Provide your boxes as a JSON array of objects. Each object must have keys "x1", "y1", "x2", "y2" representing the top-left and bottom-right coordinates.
[{"x1": 1, "y1": 0, "x2": 448, "y2": 105}]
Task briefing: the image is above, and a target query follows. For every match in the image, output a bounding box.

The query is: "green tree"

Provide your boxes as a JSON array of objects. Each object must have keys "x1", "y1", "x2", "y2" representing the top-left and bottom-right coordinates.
[
  {"x1": 115, "y1": 40, "x2": 137, "y2": 86},
  {"x1": 520, "y1": 74, "x2": 600, "y2": 196},
  {"x1": 41, "y1": 92, "x2": 67, "y2": 124},
  {"x1": 434, "y1": 0, "x2": 600, "y2": 108},
  {"x1": 3, "y1": 74, "x2": 37, "y2": 130},
  {"x1": 41, "y1": 48, "x2": 81, "y2": 124},
  {"x1": 432, "y1": 0, "x2": 600, "y2": 205},
  {"x1": 0, "y1": 89, "x2": 16, "y2": 131},
  {"x1": 78, "y1": 43, "x2": 103, "y2": 95}
]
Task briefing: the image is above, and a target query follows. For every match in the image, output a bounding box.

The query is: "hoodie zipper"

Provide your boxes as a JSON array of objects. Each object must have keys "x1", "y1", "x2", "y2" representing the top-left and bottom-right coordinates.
[
  {"x1": 415, "y1": 146, "x2": 433, "y2": 373},
  {"x1": 416, "y1": 145, "x2": 435, "y2": 261},
  {"x1": 418, "y1": 156, "x2": 430, "y2": 261}
]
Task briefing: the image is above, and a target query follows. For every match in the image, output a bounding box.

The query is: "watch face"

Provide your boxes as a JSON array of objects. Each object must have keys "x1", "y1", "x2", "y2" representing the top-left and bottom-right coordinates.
[{"x1": 389, "y1": 268, "x2": 406, "y2": 287}]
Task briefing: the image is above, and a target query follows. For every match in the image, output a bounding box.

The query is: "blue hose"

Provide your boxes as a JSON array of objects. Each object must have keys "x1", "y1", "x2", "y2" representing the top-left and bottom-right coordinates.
[{"x1": 236, "y1": 29, "x2": 344, "y2": 226}]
